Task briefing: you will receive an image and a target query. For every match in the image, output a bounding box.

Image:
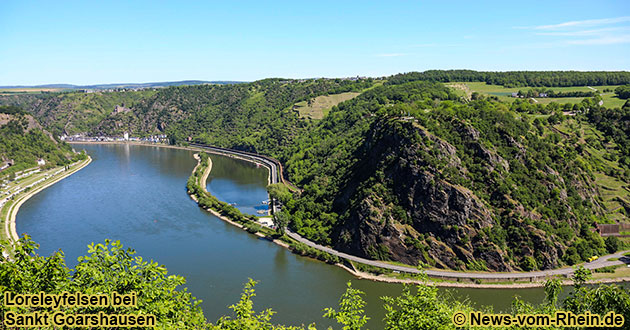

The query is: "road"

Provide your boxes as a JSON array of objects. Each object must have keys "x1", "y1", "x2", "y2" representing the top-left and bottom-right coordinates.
[
  {"x1": 191, "y1": 143, "x2": 630, "y2": 281},
  {"x1": 190, "y1": 143, "x2": 278, "y2": 185},
  {"x1": 287, "y1": 229, "x2": 629, "y2": 280}
]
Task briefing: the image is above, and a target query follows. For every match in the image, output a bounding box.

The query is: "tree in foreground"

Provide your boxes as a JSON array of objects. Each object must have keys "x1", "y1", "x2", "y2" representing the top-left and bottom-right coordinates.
[
  {"x1": 0, "y1": 235, "x2": 208, "y2": 329},
  {"x1": 3, "y1": 236, "x2": 630, "y2": 329}
]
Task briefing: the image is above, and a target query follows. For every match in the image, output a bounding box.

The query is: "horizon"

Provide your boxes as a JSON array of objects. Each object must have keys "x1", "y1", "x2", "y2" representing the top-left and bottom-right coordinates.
[
  {"x1": 1, "y1": 1, "x2": 629, "y2": 85},
  {"x1": 4, "y1": 69, "x2": 630, "y2": 88}
]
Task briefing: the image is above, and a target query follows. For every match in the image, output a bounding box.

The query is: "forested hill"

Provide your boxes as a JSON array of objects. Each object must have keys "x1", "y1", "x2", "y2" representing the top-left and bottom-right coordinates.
[
  {"x1": 387, "y1": 70, "x2": 630, "y2": 87},
  {"x1": 0, "y1": 78, "x2": 374, "y2": 155},
  {"x1": 0, "y1": 106, "x2": 84, "y2": 178},
  {"x1": 276, "y1": 79, "x2": 627, "y2": 271}
]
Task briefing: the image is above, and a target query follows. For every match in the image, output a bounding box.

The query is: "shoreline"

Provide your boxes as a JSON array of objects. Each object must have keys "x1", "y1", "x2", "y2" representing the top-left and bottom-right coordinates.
[
  {"x1": 337, "y1": 264, "x2": 630, "y2": 289},
  {"x1": 190, "y1": 153, "x2": 289, "y2": 248},
  {"x1": 2, "y1": 156, "x2": 92, "y2": 244},
  {"x1": 69, "y1": 141, "x2": 630, "y2": 289},
  {"x1": 69, "y1": 141, "x2": 274, "y2": 183}
]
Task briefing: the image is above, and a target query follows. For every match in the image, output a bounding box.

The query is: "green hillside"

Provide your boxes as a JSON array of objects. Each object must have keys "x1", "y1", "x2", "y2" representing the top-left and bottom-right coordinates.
[{"x1": 0, "y1": 106, "x2": 84, "y2": 178}]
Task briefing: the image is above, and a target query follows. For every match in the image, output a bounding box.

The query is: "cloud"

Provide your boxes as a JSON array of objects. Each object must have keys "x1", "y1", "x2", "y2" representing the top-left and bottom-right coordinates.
[
  {"x1": 516, "y1": 16, "x2": 630, "y2": 48},
  {"x1": 536, "y1": 27, "x2": 627, "y2": 36},
  {"x1": 567, "y1": 34, "x2": 630, "y2": 45},
  {"x1": 532, "y1": 16, "x2": 630, "y2": 30}
]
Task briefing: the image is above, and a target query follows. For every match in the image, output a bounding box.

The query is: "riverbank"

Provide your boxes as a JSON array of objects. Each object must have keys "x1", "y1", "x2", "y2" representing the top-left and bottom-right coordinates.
[
  {"x1": 70, "y1": 141, "x2": 276, "y2": 185},
  {"x1": 189, "y1": 153, "x2": 289, "y2": 248},
  {"x1": 1, "y1": 156, "x2": 92, "y2": 244},
  {"x1": 338, "y1": 264, "x2": 630, "y2": 289}
]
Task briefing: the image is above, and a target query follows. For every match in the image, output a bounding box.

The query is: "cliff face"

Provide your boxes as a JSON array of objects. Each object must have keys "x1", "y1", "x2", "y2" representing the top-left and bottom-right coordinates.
[
  {"x1": 325, "y1": 117, "x2": 600, "y2": 271},
  {"x1": 329, "y1": 120, "x2": 509, "y2": 270}
]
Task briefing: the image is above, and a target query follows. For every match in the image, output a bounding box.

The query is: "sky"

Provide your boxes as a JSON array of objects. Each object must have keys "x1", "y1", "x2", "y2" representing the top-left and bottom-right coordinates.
[{"x1": 1, "y1": 0, "x2": 629, "y2": 85}]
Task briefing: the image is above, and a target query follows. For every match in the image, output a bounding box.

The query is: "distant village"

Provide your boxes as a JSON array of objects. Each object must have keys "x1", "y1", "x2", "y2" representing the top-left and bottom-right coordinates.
[
  {"x1": 61, "y1": 133, "x2": 168, "y2": 143},
  {"x1": 78, "y1": 87, "x2": 156, "y2": 93}
]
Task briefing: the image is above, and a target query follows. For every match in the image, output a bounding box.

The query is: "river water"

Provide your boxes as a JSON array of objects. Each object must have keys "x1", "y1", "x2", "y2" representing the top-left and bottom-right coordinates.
[{"x1": 17, "y1": 144, "x2": 554, "y2": 328}]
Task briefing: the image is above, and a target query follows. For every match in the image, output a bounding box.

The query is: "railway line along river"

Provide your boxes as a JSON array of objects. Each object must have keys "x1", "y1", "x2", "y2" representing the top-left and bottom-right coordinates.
[{"x1": 16, "y1": 143, "x2": 574, "y2": 328}]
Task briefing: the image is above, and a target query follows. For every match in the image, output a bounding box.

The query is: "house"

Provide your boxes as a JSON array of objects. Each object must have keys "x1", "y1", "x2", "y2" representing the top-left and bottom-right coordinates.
[
  {"x1": 539, "y1": 93, "x2": 548, "y2": 98},
  {"x1": 511, "y1": 92, "x2": 518, "y2": 97},
  {"x1": 37, "y1": 159, "x2": 46, "y2": 166}
]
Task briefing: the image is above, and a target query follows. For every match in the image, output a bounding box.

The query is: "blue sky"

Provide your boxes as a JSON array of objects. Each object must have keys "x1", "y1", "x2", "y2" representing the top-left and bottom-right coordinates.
[{"x1": 1, "y1": 0, "x2": 629, "y2": 85}]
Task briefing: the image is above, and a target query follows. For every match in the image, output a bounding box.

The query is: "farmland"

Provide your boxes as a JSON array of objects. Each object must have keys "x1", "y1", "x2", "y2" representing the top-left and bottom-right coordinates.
[
  {"x1": 446, "y1": 82, "x2": 627, "y2": 108},
  {"x1": 292, "y1": 91, "x2": 360, "y2": 119}
]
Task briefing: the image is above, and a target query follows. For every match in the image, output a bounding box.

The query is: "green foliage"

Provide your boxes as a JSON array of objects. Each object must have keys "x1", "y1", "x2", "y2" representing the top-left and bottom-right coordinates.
[
  {"x1": 466, "y1": 259, "x2": 488, "y2": 271},
  {"x1": 213, "y1": 279, "x2": 281, "y2": 330},
  {"x1": 605, "y1": 236, "x2": 621, "y2": 254},
  {"x1": 272, "y1": 211, "x2": 290, "y2": 234},
  {"x1": 323, "y1": 282, "x2": 369, "y2": 330},
  {"x1": 0, "y1": 90, "x2": 156, "y2": 136},
  {"x1": 387, "y1": 70, "x2": 630, "y2": 87},
  {"x1": 0, "y1": 107, "x2": 77, "y2": 177},
  {"x1": 520, "y1": 256, "x2": 538, "y2": 271},
  {"x1": 282, "y1": 79, "x2": 608, "y2": 270},
  {"x1": 381, "y1": 284, "x2": 471, "y2": 330},
  {"x1": 267, "y1": 183, "x2": 294, "y2": 205},
  {"x1": 0, "y1": 235, "x2": 207, "y2": 329},
  {"x1": 543, "y1": 278, "x2": 563, "y2": 308},
  {"x1": 615, "y1": 85, "x2": 630, "y2": 99}
]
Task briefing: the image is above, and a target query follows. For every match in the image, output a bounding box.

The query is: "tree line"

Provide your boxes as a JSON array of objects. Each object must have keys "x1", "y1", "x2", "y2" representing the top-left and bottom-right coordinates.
[{"x1": 387, "y1": 70, "x2": 630, "y2": 87}]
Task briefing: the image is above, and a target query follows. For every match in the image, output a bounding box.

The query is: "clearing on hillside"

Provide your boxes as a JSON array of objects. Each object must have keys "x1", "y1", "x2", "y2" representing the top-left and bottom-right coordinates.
[
  {"x1": 445, "y1": 82, "x2": 627, "y2": 108},
  {"x1": 292, "y1": 92, "x2": 360, "y2": 119}
]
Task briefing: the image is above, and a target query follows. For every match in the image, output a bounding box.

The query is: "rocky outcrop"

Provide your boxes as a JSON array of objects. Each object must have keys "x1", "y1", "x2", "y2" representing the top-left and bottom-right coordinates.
[{"x1": 331, "y1": 119, "x2": 513, "y2": 271}]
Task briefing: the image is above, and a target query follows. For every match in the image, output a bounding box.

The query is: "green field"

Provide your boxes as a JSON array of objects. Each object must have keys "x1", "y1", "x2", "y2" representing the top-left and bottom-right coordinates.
[
  {"x1": 446, "y1": 82, "x2": 627, "y2": 108},
  {"x1": 293, "y1": 92, "x2": 360, "y2": 119}
]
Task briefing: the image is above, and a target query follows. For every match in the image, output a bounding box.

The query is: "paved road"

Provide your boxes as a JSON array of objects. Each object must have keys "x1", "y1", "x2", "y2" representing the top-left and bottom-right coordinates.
[
  {"x1": 288, "y1": 229, "x2": 629, "y2": 280},
  {"x1": 191, "y1": 143, "x2": 630, "y2": 281},
  {"x1": 190, "y1": 143, "x2": 278, "y2": 185}
]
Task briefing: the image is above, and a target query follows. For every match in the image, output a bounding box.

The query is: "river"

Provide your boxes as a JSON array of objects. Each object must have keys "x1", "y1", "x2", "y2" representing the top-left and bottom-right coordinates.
[{"x1": 17, "y1": 143, "x2": 554, "y2": 328}]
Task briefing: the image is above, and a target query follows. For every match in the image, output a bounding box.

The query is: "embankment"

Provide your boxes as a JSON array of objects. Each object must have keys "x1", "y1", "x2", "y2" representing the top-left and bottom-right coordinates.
[{"x1": 2, "y1": 157, "x2": 92, "y2": 243}]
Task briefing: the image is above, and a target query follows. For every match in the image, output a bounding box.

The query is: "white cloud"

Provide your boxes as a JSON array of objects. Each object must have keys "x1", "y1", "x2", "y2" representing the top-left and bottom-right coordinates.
[
  {"x1": 517, "y1": 16, "x2": 630, "y2": 48},
  {"x1": 567, "y1": 35, "x2": 630, "y2": 45},
  {"x1": 536, "y1": 27, "x2": 627, "y2": 36},
  {"x1": 533, "y1": 16, "x2": 630, "y2": 30}
]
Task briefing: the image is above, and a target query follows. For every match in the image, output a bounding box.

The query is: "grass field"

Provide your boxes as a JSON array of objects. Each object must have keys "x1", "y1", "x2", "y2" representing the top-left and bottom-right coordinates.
[
  {"x1": 592, "y1": 264, "x2": 630, "y2": 279},
  {"x1": 293, "y1": 92, "x2": 360, "y2": 119},
  {"x1": 446, "y1": 82, "x2": 627, "y2": 108}
]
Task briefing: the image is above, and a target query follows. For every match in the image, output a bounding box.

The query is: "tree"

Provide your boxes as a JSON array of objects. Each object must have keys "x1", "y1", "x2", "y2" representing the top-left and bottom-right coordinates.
[
  {"x1": 543, "y1": 278, "x2": 563, "y2": 308},
  {"x1": 615, "y1": 85, "x2": 630, "y2": 99},
  {"x1": 273, "y1": 210, "x2": 290, "y2": 235},
  {"x1": 323, "y1": 282, "x2": 369, "y2": 330},
  {"x1": 605, "y1": 236, "x2": 620, "y2": 254},
  {"x1": 1, "y1": 235, "x2": 208, "y2": 329},
  {"x1": 381, "y1": 280, "x2": 471, "y2": 330}
]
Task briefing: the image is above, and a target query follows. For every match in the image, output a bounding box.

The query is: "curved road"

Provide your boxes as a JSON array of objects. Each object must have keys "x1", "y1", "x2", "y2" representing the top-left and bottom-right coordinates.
[{"x1": 191, "y1": 143, "x2": 630, "y2": 281}]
